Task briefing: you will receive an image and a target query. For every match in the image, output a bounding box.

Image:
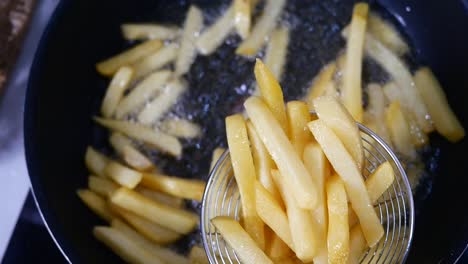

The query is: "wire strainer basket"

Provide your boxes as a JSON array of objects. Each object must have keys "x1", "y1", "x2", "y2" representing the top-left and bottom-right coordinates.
[{"x1": 201, "y1": 122, "x2": 414, "y2": 264}]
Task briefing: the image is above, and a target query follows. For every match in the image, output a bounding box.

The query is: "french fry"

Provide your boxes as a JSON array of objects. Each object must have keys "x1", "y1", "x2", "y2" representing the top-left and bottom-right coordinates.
[
  {"x1": 245, "y1": 97, "x2": 318, "y2": 209},
  {"x1": 175, "y1": 6, "x2": 203, "y2": 77},
  {"x1": 121, "y1": 24, "x2": 179, "y2": 41},
  {"x1": 85, "y1": 146, "x2": 109, "y2": 177},
  {"x1": 326, "y1": 174, "x2": 349, "y2": 264},
  {"x1": 115, "y1": 70, "x2": 171, "y2": 118},
  {"x1": 96, "y1": 40, "x2": 163, "y2": 76},
  {"x1": 189, "y1": 245, "x2": 209, "y2": 264},
  {"x1": 246, "y1": 121, "x2": 281, "y2": 203},
  {"x1": 271, "y1": 170, "x2": 318, "y2": 262},
  {"x1": 104, "y1": 161, "x2": 143, "y2": 189},
  {"x1": 367, "y1": 12, "x2": 409, "y2": 56},
  {"x1": 267, "y1": 233, "x2": 293, "y2": 260},
  {"x1": 264, "y1": 26, "x2": 290, "y2": 81},
  {"x1": 382, "y1": 81, "x2": 400, "y2": 103},
  {"x1": 209, "y1": 147, "x2": 226, "y2": 172},
  {"x1": 385, "y1": 101, "x2": 416, "y2": 159},
  {"x1": 226, "y1": 115, "x2": 265, "y2": 249},
  {"x1": 160, "y1": 118, "x2": 201, "y2": 139},
  {"x1": 94, "y1": 117, "x2": 182, "y2": 157},
  {"x1": 140, "y1": 173, "x2": 205, "y2": 201},
  {"x1": 93, "y1": 226, "x2": 164, "y2": 264},
  {"x1": 365, "y1": 84, "x2": 392, "y2": 146},
  {"x1": 313, "y1": 96, "x2": 364, "y2": 170},
  {"x1": 196, "y1": 5, "x2": 235, "y2": 55},
  {"x1": 234, "y1": 0, "x2": 252, "y2": 39},
  {"x1": 308, "y1": 119, "x2": 383, "y2": 247},
  {"x1": 110, "y1": 187, "x2": 198, "y2": 234},
  {"x1": 347, "y1": 225, "x2": 367, "y2": 264},
  {"x1": 236, "y1": 0, "x2": 286, "y2": 56},
  {"x1": 138, "y1": 79, "x2": 187, "y2": 125},
  {"x1": 305, "y1": 62, "x2": 337, "y2": 109},
  {"x1": 287, "y1": 101, "x2": 313, "y2": 156},
  {"x1": 111, "y1": 219, "x2": 189, "y2": 264},
  {"x1": 88, "y1": 176, "x2": 118, "y2": 198},
  {"x1": 101, "y1": 67, "x2": 134, "y2": 118},
  {"x1": 77, "y1": 189, "x2": 114, "y2": 222},
  {"x1": 366, "y1": 161, "x2": 394, "y2": 202},
  {"x1": 109, "y1": 133, "x2": 154, "y2": 171},
  {"x1": 211, "y1": 216, "x2": 273, "y2": 264},
  {"x1": 414, "y1": 67, "x2": 465, "y2": 142},
  {"x1": 132, "y1": 44, "x2": 178, "y2": 80},
  {"x1": 136, "y1": 186, "x2": 184, "y2": 208},
  {"x1": 341, "y1": 3, "x2": 368, "y2": 122},
  {"x1": 254, "y1": 59, "x2": 288, "y2": 133},
  {"x1": 111, "y1": 205, "x2": 182, "y2": 244}
]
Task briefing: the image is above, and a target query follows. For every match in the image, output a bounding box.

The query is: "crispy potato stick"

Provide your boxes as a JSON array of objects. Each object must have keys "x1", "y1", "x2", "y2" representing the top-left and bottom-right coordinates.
[
  {"x1": 111, "y1": 219, "x2": 189, "y2": 264},
  {"x1": 110, "y1": 187, "x2": 198, "y2": 234},
  {"x1": 175, "y1": 6, "x2": 203, "y2": 77},
  {"x1": 313, "y1": 96, "x2": 364, "y2": 170},
  {"x1": 236, "y1": 0, "x2": 286, "y2": 56},
  {"x1": 196, "y1": 5, "x2": 235, "y2": 55},
  {"x1": 287, "y1": 101, "x2": 313, "y2": 156},
  {"x1": 85, "y1": 146, "x2": 109, "y2": 177},
  {"x1": 115, "y1": 70, "x2": 171, "y2": 118},
  {"x1": 272, "y1": 170, "x2": 318, "y2": 262},
  {"x1": 305, "y1": 62, "x2": 337, "y2": 109},
  {"x1": 93, "y1": 226, "x2": 164, "y2": 264},
  {"x1": 246, "y1": 121, "x2": 281, "y2": 203},
  {"x1": 88, "y1": 176, "x2": 118, "y2": 198},
  {"x1": 308, "y1": 119, "x2": 383, "y2": 247},
  {"x1": 385, "y1": 101, "x2": 416, "y2": 159},
  {"x1": 132, "y1": 44, "x2": 178, "y2": 80},
  {"x1": 254, "y1": 59, "x2": 288, "y2": 133},
  {"x1": 341, "y1": 3, "x2": 368, "y2": 122},
  {"x1": 211, "y1": 216, "x2": 273, "y2": 264},
  {"x1": 94, "y1": 118, "x2": 182, "y2": 157},
  {"x1": 136, "y1": 186, "x2": 184, "y2": 208},
  {"x1": 326, "y1": 174, "x2": 349, "y2": 264},
  {"x1": 226, "y1": 115, "x2": 265, "y2": 249},
  {"x1": 140, "y1": 173, "x2": 205, "y2": 201},
  {"x1": 101, "y1": 67, "x2": 134, "y2": 118},
  {"x1": 365, "y1": 84, "x2": 392, "y2": 146},
  {"x1": 138, "y1": 79, "x2": 187, "y2": 125},
  {"x1": 109, "y1": 133, "x2": 154, "y2": 171},
  {"x1": 255, "y1": 182, "x2": 294, "y2": 249},
  {"x1": 414, "y1": 67, "x2": 465, "y2": 142},
  {"x1": 366, "y1": 161, "x2": 394, "y2": 202},
  {"x1": 267, "y1": 234, "x2": 293, "y2": 260},
  {"x1": 77, "y1": 189, "x2": 114, "y2": 222},
  {"x1": 234, "y1": 0, "x2": 251, "y2": 39},
  {"x1": 104, "y1": 161, "x2": 143, "y2": 189},
  {"x1": 209, "y1": 147, "x2": 226, "y2": 172},
  {"x1": 347, "y1": 225, "x2": 368, "y2": 264},
  {"x1": 264, "y1": 26, "x2": 290, "y2": 81},
  {"x1": 121, "y1": 24, "x2": 179, "y2": 41},
  {"x1": 160, "y1": 118, "x2": 201, "y2": 139},
  {"x1": 245, "y1": 97, "x2": 318, "y2": 209},
  {"x1": 382, "y1": 81, "x2": 401, "y2": 103},
  {"x1": 367, "y1": 13, "x2": 409, "y2": 56},
  {"x1": 111, "y1": 205, "x2": 182, "y2": 244},
  {"x1": 96, "y1": 40, "x2": 163, "y2": 76},
  {"x1": 189, "y1": 246, "x2": 210, "y2": 264}
]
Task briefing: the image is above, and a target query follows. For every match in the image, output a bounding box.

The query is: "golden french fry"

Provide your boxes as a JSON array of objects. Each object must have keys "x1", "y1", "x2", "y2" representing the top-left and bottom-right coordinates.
[
  {"x1": 267, "y1": 233, "x2": 293, "y2": 261},
  {"x1": 236, "y1": 0, "x2": 286, "y2": 56},
  {"x1": 101, "y1": 67, "x2": 134, "y2": 118},
  {"x1": 367, "y1": 12, "x2": 409, "y2": 56},
  {"x1": 175, "y1": 6, "x2": 203, "y2": 77},
  {"x1": 104, "y1": 161, "x2": 142, "y2": 189},
  {"x1": 140, "y1": 173, "x2": 205, "y2": 201},
  {"x1": 85, "y1": 146, "x2": 109, "y2": 177},
  {"x1": 245, "y1": 97, "x2": 318, "y2": 210},
  {"x1": 308, "y1": 119, "x2": 383, "y2": 247},
  {"x1": 138, "y1": 79, "x2": 187, "y2": 125},
  {"x1": 121, "y1": 24, "x2": 179, "y2": 41},
  {"x1": 211, "y1": 216, "x2": 273, "y2": 264},
  {"x1": 93, "y1": 226, "x2": 164, "y2": 264},
  {"x1": 136, "y1": 186, "x2": 184, "y2": 208},
  {"x1": 347, "y1": 225, "x2": 368, "y2": 264},
  {"x1": 115, "y1": 70, "x2": 171, "y2": 118},
  {"x1": 287, "y1": 101, "x2": 313, "y2": 156},
  {"x1": 313, "y1": 96, "x2": 364, "y2": 170},
  {"x1": 209, "y1": 147, "x2": 226, "y2": 172},
  {"x1": 96, "y1": 40, "x2": 163, "y2": 76},
  {"x1": 110, "y1": 187, "x2": 198, "y2": 234},
  {"x1": 365, "y1": 83, "x2": 392, "y2": 146},
  {"x1": 341, "y1": 2, "x2": 368, "y2": 122},
  {"x1": 189, "y1": 245, "x2": 210, "y2": 264},
  {"x1": 132, "y1": 44, "x2": 178, "y2": 80},
  {"x1": 305, "y1": 62, "x2": 337, "y2": 109},
  {"x1": 326, "y1": 174, "x2": 349, "y2": 264},
  {"x1": 264, "y1": 26, "x2": 290, "y2": 81},
  {"x1": 226, "y1": 115, "x2": 265, "y2": 249},
  {"x1": 88, "y1": 175, "x2": 118, "y2": 198},
  {"x1": 234, "y1": 0, "x2": 251, "y2": 39},
  {"x1": 196, "y1": 6, "x2": 235, "y2": 55},
  {"x1": 109, "y1": 133, "x2": 154, "y2": 171},
  {"x1": 254, "y1": 59, "x2": 288, "y2": 133},
  {"x1": 385, "y1": 101, "x2": 416, "y2": 159},
  {"x1": 414, "y1": 67, "x2": 465, "y2": 142},
  {"x1": 111, "y1": 219, "x2": 189, "y2": 264},
  {"x1": 77, "y1": 189, "x2": 114, "y2": 222},
  {"x1": 94, "y1": 117, "x2": 182, "y2": 157}
]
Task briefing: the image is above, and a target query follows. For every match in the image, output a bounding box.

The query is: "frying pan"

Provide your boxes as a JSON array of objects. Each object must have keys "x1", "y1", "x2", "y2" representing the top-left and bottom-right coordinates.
[{"x1": 24, "y1": 0, "x2": 468, "y2": 263}]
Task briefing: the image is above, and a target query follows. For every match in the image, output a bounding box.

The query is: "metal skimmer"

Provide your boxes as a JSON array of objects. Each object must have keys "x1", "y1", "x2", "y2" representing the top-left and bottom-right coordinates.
[{"x1": 201, "y1": 121, "x2": 414, "y2": 264}]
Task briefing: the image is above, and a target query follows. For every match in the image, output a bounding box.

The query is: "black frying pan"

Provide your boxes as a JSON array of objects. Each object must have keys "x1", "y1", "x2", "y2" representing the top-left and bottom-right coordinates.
[{"x1": 24, "y1": 0, "x2": 468, "y2": 263}]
